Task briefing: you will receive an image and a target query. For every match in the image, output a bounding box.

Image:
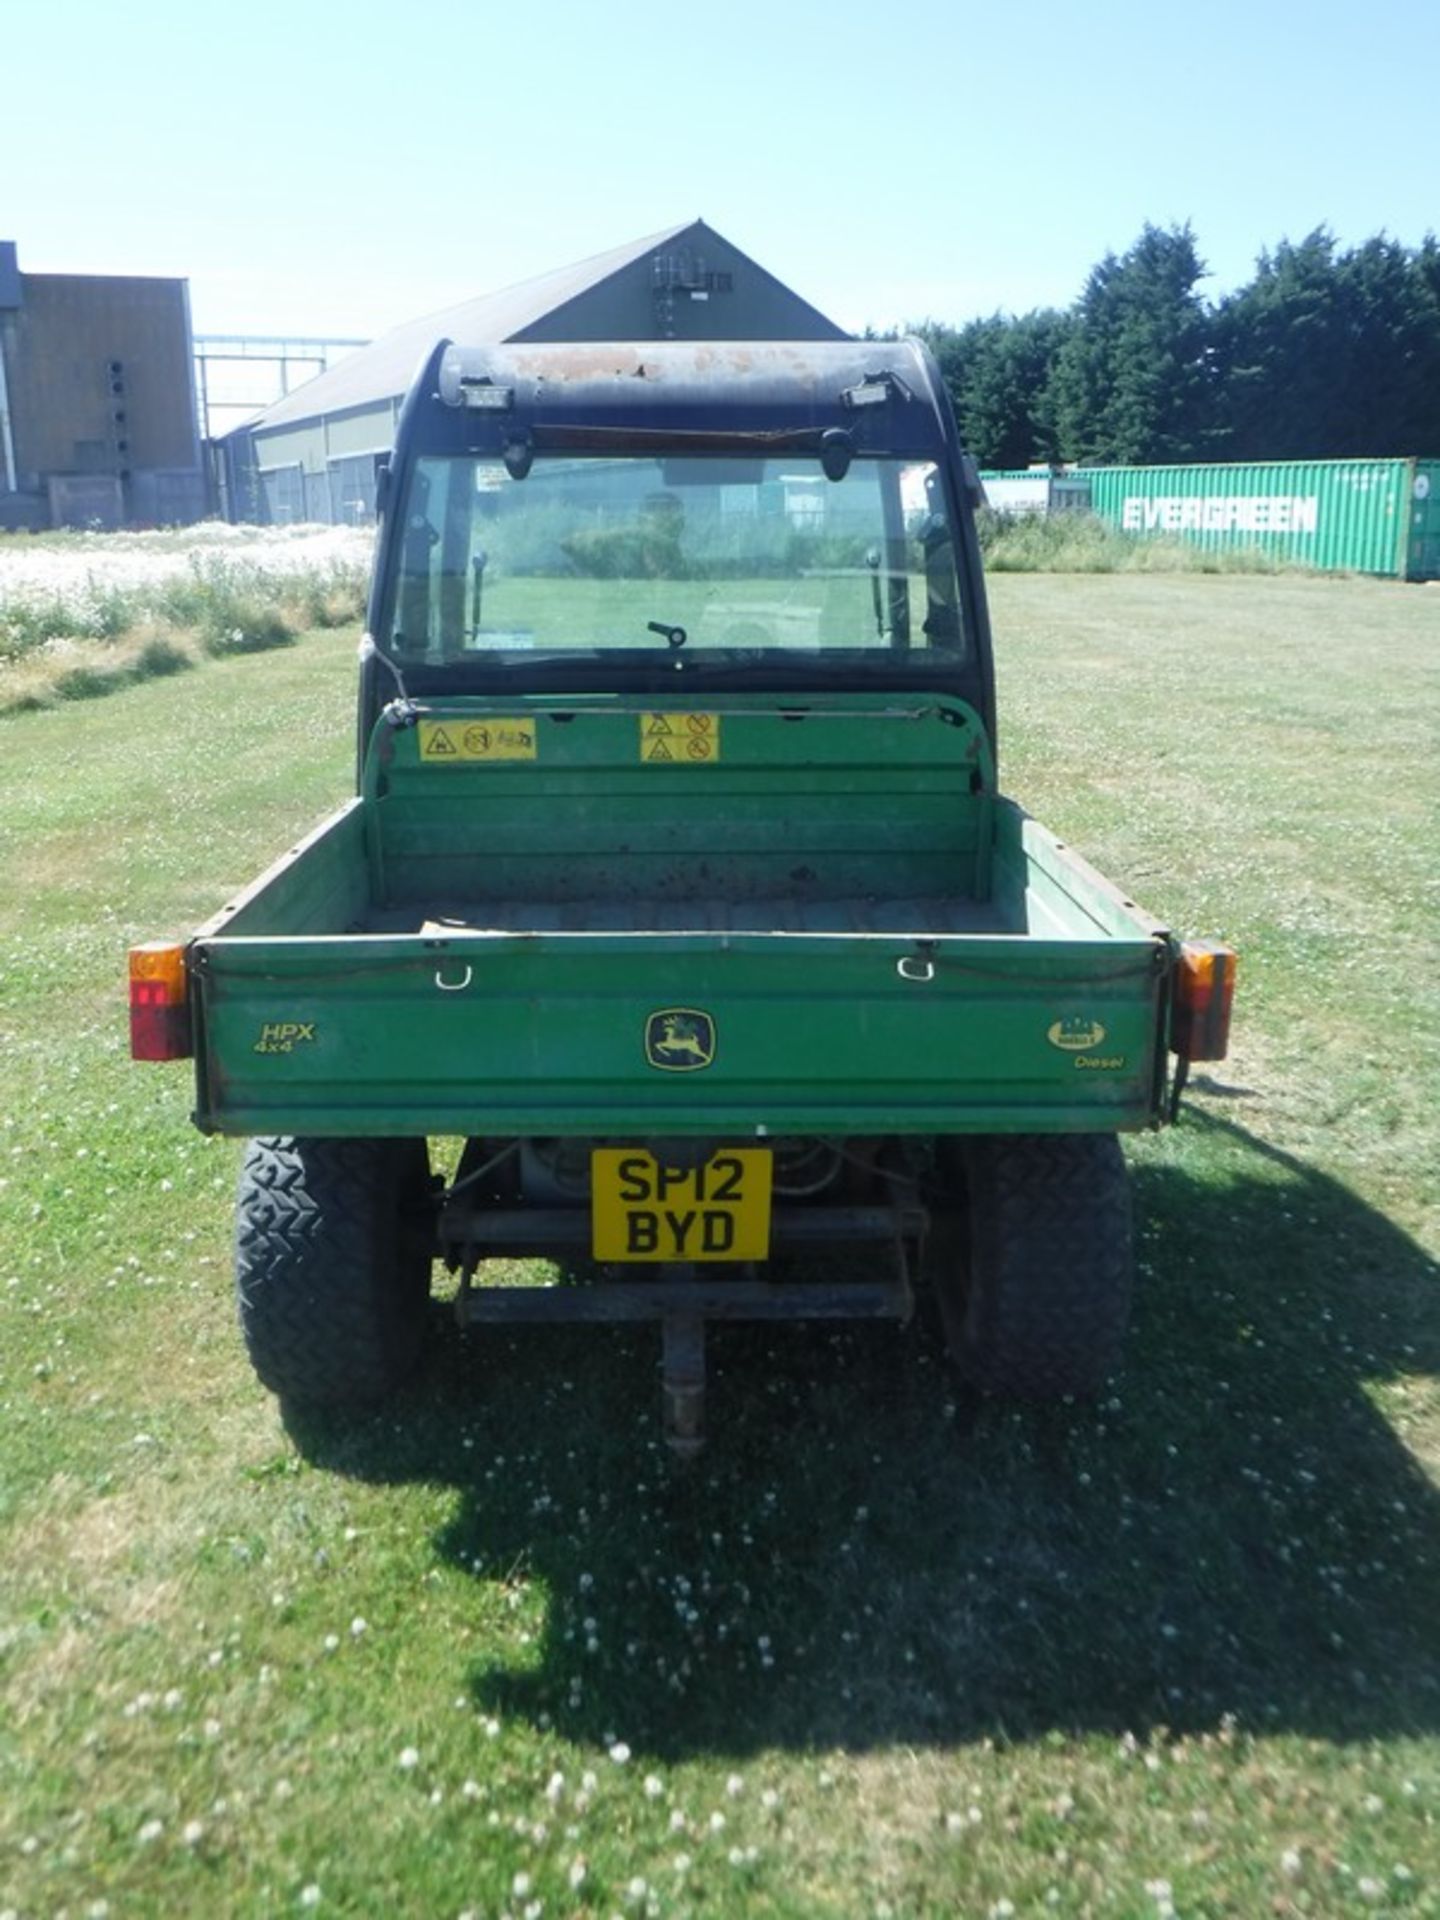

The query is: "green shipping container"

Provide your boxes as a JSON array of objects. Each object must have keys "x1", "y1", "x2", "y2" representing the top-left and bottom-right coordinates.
[{"x1": 1078, "y1": 458, "x2": 1440, "y2": 580}]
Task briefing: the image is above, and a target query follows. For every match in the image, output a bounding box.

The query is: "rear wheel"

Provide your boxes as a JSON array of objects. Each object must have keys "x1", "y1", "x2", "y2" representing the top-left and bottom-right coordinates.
[
  {"x1": 927, "y1": 1133, "x2": 1133, "y2": 1398},
  {"x1": 235, "y1": 1136, "x2": 434, "y2": 1405}
]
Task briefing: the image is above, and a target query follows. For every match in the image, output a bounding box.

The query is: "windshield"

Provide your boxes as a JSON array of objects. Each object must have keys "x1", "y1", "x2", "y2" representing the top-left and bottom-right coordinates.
[{"x1": 380, "y1": 453, "x2": 969, "y2": 675}]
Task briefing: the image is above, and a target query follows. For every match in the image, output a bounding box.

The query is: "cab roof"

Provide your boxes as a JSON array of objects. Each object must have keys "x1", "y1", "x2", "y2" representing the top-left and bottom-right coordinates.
[{"x1": 402, "y1": 337, "x2": 957, "y2": 461}]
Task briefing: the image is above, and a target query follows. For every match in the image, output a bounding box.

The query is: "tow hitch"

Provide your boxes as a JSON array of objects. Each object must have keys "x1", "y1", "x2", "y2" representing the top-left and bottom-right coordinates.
[{"x1": 445, "y1": 1179, "x2": 925, "y2": 1454}]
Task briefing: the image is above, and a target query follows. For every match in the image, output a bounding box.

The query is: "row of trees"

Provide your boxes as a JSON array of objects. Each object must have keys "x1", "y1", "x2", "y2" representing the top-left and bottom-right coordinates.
[{"x1": 908, "y1": 226, "x2": 1440, "y2": 468}]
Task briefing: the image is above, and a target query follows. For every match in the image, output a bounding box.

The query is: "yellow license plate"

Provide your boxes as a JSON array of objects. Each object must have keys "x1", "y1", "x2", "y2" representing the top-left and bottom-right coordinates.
[{"x1": 591, "y1": 1149, "x2": 772, "y2": 1262}]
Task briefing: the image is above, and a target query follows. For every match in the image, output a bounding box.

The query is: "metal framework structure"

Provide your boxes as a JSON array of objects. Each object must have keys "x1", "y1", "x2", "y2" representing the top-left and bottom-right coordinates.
[{"x1": 193, "y1": 334, "x2": 368, "y2": 443}]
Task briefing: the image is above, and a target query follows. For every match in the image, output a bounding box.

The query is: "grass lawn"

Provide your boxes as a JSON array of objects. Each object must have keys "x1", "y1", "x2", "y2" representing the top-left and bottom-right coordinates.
[{"x1": 1, "y1": 573, "x2": 1437, "y2": 1916}]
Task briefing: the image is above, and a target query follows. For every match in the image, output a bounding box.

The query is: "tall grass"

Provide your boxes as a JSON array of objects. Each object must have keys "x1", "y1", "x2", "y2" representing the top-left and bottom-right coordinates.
[
  {"x1": 977, "y1": 508, "x2": 1298, "y2": 574},
  {"x1": 0, "y1": 549, "x2": 368, "y2": 712}
]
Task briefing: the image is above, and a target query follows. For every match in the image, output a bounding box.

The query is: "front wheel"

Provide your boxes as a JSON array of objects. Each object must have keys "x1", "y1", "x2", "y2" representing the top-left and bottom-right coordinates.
[
  {"x1": 235, "y1": 1136, "x2": 434, "y2": 1405},
  {"x1": 927, "y1": 1134, "x2": 1133, "y2": 1398}
]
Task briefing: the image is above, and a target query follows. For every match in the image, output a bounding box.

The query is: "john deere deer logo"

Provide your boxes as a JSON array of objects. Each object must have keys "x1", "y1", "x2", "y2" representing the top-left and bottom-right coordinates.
[{"x1": 645, "y1": 1009, "x2": 717, "y2": 1072}]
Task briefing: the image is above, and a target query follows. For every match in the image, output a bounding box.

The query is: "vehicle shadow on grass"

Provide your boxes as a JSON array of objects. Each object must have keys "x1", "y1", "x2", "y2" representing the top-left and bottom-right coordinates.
[{"x1": 285, "y1": 1113, "x2": 1440, "y2": 1759}]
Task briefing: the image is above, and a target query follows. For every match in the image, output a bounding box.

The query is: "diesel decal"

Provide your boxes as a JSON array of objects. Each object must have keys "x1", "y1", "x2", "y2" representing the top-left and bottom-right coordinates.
[{"x1": 1073, "y1": 1055, "x2": 1127, "y2": 1071}]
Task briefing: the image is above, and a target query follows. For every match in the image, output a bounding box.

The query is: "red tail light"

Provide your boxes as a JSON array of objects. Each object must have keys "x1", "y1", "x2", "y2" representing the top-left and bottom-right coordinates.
[
  {"x1": 129, "y1": 943, "x2": 192, "y2": 1061},
  {"x1": 1170, "y1": 939, "x2": 1237, "y2": 1062}
]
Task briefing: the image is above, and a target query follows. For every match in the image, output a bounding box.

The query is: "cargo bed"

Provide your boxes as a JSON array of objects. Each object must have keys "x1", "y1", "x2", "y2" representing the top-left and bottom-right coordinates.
[{"x1": 188, "y1": 692, "x2": 1173, "y2": 1140}]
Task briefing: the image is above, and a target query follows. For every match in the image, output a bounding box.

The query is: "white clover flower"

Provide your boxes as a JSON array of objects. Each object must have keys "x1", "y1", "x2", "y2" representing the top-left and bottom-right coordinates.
[
  {"x1": 725, "y1": 1773, "x2": 744, "y2": 1797},
  {"x1": 182, "y1": 1820, "x2": 205, "y2": 1847},
  {"x1": 137, "y1": 1818, "x2": 164, "y2": 1843},
  {"x1": 568, "y1": 1859, "x2": 587, "y2": 1890},
  {"x1": 350, "y1": 1617, "x2": 368, "y2": 1638},
  {"x1": 300, "y1": 1889, "x2": 322, "y2": 1910},
  {"x1": 511, "y1": 1872, "x2": 531, "y2": 1899},
  {"x1": 398, "y1": 1747, "x2": 420, "y2": 1770},
  {"x1": 643, "y1": 1774, "x2": 665, "y2": 1799},
  {"x1": 608, "y1": 1740, "x2": 631, "y2": 1764}
]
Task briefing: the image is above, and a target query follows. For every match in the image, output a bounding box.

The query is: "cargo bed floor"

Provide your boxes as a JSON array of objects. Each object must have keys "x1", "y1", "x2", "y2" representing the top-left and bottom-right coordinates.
[{"x1": 361, "y1": 895, "x2": 1026, "y2": 936}]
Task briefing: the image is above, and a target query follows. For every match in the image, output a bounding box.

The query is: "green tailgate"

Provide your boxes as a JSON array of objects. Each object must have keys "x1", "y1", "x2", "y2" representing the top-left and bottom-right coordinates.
[{"x1": 195, "y1": 923, "x2": 1166, "y2": 1137}]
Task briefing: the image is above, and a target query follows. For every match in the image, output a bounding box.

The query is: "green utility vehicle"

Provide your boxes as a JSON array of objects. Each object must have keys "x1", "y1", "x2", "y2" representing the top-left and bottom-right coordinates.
[{"x1": 131, "y1": 338, "x2": 1234, "y2": 1448}]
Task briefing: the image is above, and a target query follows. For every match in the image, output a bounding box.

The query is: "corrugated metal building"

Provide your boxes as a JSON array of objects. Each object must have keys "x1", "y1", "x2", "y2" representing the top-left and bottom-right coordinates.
[
  {"x1": 221, "y1": 220, "x2": 848, "y2": 526},
  {"x1": 0, "y1": 241, "x2": 205, "y2": 530}
]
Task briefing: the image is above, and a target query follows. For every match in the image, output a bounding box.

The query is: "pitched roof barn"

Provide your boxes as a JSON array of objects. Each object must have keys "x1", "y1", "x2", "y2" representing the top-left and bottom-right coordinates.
[
  {"x1": 259, "y1": 219, "x2": 845, "y2": 432},
  {"x1": 224, "y1": 219, "x2": 847, "y2": 521}
]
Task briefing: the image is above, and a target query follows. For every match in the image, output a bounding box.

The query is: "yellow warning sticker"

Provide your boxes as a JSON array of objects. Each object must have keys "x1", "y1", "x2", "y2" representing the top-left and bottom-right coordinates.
[
  {"x1": 418, "y1": 719, "x2": 536, "y2": 762},
  {"x1": 639, "y1": 712, "x2": 720, "y2": 764}
]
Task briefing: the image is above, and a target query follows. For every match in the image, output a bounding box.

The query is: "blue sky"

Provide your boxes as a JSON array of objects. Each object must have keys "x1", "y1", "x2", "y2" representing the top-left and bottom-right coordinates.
[{"x1": 6, "y1": 0, "x2": 1435, "y2": 343}]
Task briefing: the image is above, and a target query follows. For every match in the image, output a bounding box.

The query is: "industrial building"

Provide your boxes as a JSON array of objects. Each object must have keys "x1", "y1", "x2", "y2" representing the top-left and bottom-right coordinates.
[
  {"x1": 0, "y1": 241, "x2": 205, "y2": 530},
  {"x1": 221, "y1": 219, "x2": 847, "y2": 525}
]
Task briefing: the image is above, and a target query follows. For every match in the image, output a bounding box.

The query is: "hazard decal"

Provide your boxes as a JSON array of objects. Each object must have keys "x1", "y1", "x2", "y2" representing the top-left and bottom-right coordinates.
[
  {"x1": 418, "y1": 719, "x2": 536, "y2": 762},
  {"x1": 638, "y1": 712, "x2": 720, "y2": 764}
]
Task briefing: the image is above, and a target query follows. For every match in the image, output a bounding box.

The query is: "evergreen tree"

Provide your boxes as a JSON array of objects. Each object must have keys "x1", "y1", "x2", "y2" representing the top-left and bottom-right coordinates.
[
  {"x1": 1044, "y1": 224, "x2": 1214, "y2": 464},
  {"x1": 1210, "y1": 229, "x2": 1334, "y2": 458},
  {"x1": 1210, "y1": 230, "x2": 1440, "y2": 458},
  {"x1": 903, "y1": 222, "x2": 1440, "y2": 466},
  {"x1": 915, "y1": 312, "x2": 1070, "y2": 467},
  {"x1": 962, "y1": 310, "x2": 1071, "y2": 467}
]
